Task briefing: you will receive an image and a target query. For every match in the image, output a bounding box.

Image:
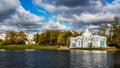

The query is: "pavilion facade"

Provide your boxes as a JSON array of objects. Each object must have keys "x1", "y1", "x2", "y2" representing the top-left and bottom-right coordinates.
[{"x1": 70, "y1": 29, "x2": 107, "y2": 48}]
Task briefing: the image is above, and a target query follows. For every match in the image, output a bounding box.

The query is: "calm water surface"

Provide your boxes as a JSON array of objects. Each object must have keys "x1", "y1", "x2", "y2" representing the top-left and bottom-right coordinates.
[{"x1": 0, "y1": 50, "x2": 120, "y2": 68}]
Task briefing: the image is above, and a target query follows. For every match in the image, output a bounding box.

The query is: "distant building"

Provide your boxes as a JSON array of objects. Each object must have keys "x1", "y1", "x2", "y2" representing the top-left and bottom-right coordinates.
[
  {"x1": 25, "y1": 34, "x2": 35, "y2": 44},
  {"x1": 70, "y1": 29, "x2": 107, "y2": 48},
  {"x1": 0, "y1": 34, "x2": 6, "y2": 41}
]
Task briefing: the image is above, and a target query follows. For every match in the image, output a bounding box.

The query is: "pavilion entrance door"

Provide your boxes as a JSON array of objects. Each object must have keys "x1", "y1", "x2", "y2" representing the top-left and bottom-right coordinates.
[
  {"x1": 78, "y1": 41, "x2": 80, "y2": 46},
  {"x1": 100, "y1": 41, "x2": 104, "y2": 46}
]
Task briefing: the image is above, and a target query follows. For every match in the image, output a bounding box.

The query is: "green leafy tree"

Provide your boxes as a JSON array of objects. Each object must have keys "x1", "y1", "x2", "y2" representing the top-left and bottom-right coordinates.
[
  {"x1": 50, "y1": 30, "x2": 59, "y2": 45},
  {"x1": 45, "y1": 30, "x2": 50, "y2": 44},
  {"x1": 105, "y1": 16, "x2": 120, "y2": 47},
  {"x1": 108, "y1": 17, "x2": 119, "y2": 47},
  {"x1": 39, "y1": 33, "x2": 46, "y2": 44},
  {"x1": 38, "y1": 30, "x2": 59, "y2": 45},
  {"x1": 63, "y1": 31, "x2": 72, "y2": 46},
  {"x1": 115, "y1": 25, "x2": 120, "y2": 47},
  {"x1": 66, "y1": 37, "x2": 71, "y2": 47},
  {"x1": 34, "y1": 32, "x2": 39, "y2": 44},
  {"x1": 0, "y1": 39, "x2": 3, "y2": 46}
]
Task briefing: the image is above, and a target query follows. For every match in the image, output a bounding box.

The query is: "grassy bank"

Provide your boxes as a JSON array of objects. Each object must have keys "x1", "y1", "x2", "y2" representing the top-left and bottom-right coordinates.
[
  {"x1": 0, "y1": 45, "x2": 119, "y2": 51},
  {"x1": 0, "y1": 45, "x2": 59, "y2": 50},
  {"x1": 70, "y1": 47, "x2": 120, "y2": 51}
]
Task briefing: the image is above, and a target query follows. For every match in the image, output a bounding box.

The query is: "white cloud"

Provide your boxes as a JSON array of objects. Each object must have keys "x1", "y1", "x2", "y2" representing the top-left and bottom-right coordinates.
[
  {"x1": 73, "y1": 12, "x2": 114, "y2": 23},
  {"x1": 43, "y1": 20, "x2": 68, "y2": 30},
  {"x1": 33, "y1": 0, "x2": 72, "y2": 13},
  {"x1": 16, "y1": 5, "x2": 44, "y2": 23},
  {"x1": 0, "y1": 25, "x2": 18, "y2": 32},
  {"x1": 53, "y1": 14, "x2": 74, "y2": 23},
  {"x1": 1, "y1": 0, "x2": 120, "y2": 33},
  {"x1": 33, "y1": 0, "x2": 120, "y2": 24},
  {"x1": 1, "y1": 5, "x2": 44, "y2": 30},
  {"x1": 0, "y1": 0, "x2": 45, "y2": 33},
  {"x1": 33, "y1": 0, "x2": 56, "y2": 12},
  {"x1": 0, "y1": 0, "x2": 19, "y2": 14},
  {"x1": 87, "y1": 24, "x2": 100, "y2": 29}
]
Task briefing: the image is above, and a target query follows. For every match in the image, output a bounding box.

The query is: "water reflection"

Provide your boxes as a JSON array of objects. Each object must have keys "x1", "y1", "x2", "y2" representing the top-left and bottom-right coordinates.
[
  {"x1": 24, "y1": 51, "x2": 35, "y2": 68},
  {"x1": 0, "y1": 50, "x2": 71, "y2": 68},
  {"x1": 0, "y1": 50, "x2": 119, "y2": 68},
  {"x1": 70, "y1": 50, "x2": 114, "y2": 68},
  {"x1": 113, "y1": 51, "x2": 120, "y2": 68},
  {"x1": 0, "y1": 51, "x2": 26, "y2": 68}
]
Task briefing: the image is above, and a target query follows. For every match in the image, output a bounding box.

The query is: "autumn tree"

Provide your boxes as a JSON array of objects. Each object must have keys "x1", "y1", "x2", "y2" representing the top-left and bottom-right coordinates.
[
  {"x1": 57, "y1": 31, "x2": 72, "y2": 46},
  {"x1": 17, "y1": 31, "x2": 26, "y2": 44},
  {"x1": 4, "y1": 31, "x2": 17, "y2": 45},
  {"x1": 34, "y1": 30, "x2": 73, "y2": 46},
  {"x1": 72, "y1": 30, "x2": 80, "y2": 37},
  {"x1": 57, "y1": 32, "x2": 65, "y2": 45}
]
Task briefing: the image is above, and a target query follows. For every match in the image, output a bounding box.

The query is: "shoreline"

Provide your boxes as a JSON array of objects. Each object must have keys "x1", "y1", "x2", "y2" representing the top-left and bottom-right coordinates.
[
  {"x1": 58, "y1": 46, "x2": 120, "y2": 51},
  {"x1": 0, "y1": 45, "x2": 119, "y2": 51},
  {"x1": 70, "y1": 47, "x2": 120, "y2": 51},
  {"x1": 0, "y1": 45, "x2": 58, "y2": 50}
]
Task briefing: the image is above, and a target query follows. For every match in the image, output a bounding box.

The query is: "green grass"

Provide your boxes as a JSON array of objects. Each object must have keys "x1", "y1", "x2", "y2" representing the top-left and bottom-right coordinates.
[
  {"x1": 0, "y1": 44, "x2": 119, "y2": 51},
  {"x1": 0, "y1": 45, "x2": 59, "y2": 50},
  {"x1": 70, "y1": 47, "x2": 120, "y2": 51}
]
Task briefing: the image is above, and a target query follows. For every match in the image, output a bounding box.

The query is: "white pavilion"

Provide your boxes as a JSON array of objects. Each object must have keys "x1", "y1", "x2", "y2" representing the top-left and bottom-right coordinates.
[{"x1": 70, "y1": 29, "x2": 107, "y2": 48}]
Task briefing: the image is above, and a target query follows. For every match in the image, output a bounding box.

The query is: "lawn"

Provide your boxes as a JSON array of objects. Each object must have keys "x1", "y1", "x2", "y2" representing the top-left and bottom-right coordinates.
[
  {"x1": 0, "y1": 45, "x2": 59, "y2": 50},
  {"x1": 0, "y1": 45, "x2": 119, "y2": 51}
]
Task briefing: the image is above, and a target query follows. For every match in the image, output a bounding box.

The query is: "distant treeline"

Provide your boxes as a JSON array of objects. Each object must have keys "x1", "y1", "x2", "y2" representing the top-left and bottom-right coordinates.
[
  {"x1": 0, "y1": 30, "x2": 82, "y2": 46},
  {"x1": 0, "y1": 31, "x2": 26, "y2": 45},
  {"x1": 99, "y1": 17, "x2": 120, "y2": 48},
  {"x1": 34, "y1": 30, "x2": 82, "y2": 46}
]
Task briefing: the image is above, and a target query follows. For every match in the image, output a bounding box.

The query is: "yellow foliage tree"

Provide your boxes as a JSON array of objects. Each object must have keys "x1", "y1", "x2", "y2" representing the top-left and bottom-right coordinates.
[{"x1": 57, "y1": 32, "x2": 65, "y2": 45}]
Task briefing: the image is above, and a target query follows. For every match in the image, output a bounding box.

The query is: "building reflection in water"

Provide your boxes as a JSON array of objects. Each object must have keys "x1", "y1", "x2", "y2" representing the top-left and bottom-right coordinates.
[{"x1": 70, "y1": 50, "x2": 115, "y2": 68}]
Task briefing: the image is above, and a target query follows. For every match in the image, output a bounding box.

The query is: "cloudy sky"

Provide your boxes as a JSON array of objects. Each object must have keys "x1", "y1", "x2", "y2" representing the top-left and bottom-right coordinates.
[{"x1": 0, "y1": 0, "x2": 119, "y2": 33}]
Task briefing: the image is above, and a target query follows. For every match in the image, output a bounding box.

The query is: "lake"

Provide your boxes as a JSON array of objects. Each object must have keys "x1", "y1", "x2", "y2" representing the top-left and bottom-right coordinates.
[{"x1": 0, "y1": 50, "x2": 120, "y2": 68}]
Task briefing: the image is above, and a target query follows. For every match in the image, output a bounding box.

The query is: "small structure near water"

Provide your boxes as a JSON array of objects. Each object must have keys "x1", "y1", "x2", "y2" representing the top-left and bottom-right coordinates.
[
  {"x1": 70, "y1": 29, "x2": 107, "y2": 48},
  {"x1": 25, "y1": 34, "x2": 35, "y2": 44}
]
